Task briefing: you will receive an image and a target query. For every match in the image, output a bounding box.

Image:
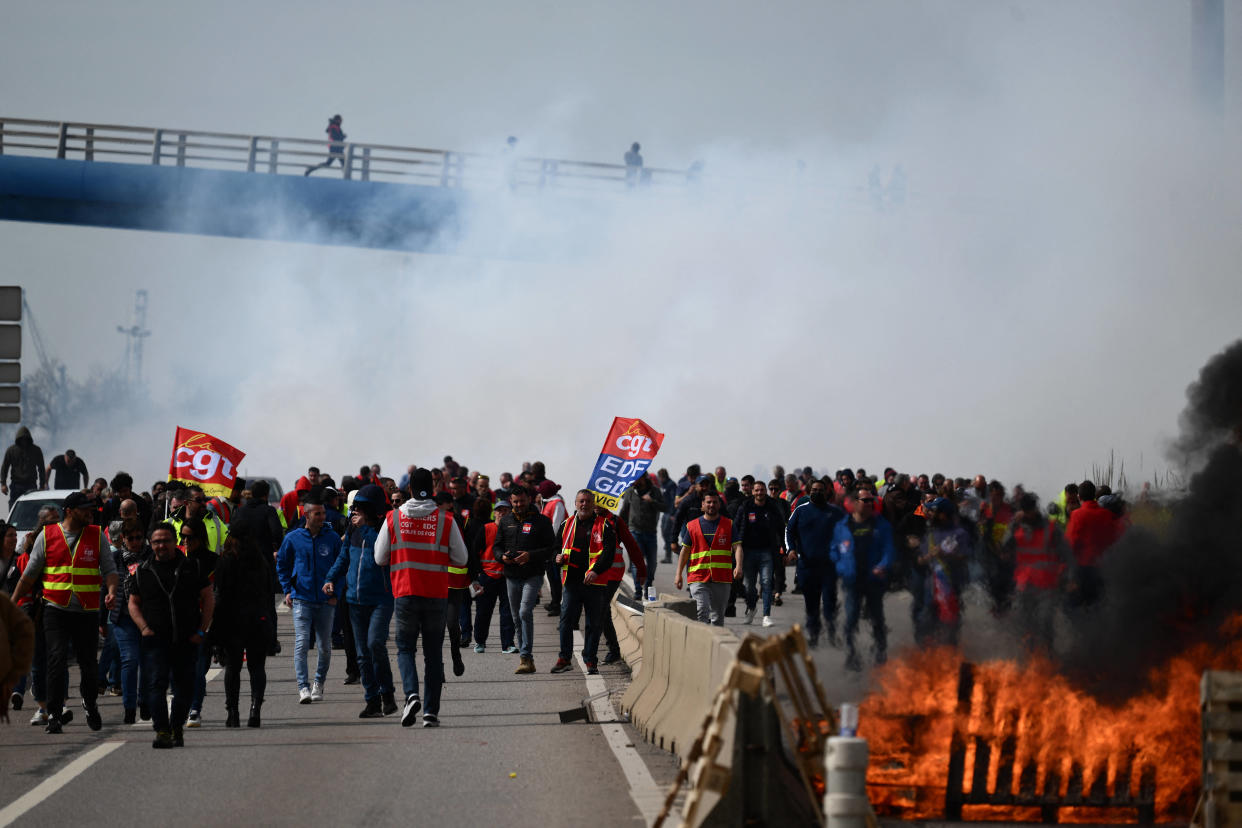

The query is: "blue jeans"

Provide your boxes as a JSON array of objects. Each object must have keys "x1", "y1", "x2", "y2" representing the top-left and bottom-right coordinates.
[
  {"x1": 349, "y1": 602, "x2": 394, "y2": 701},
  {"x1": 743, "y1": 548, "x2": 776, "y2": 615},
  {"x1": 506, "y1": 575, "x2": 543, "y2": 658},
  {"x1": 292, "y1": 600, "x2": 335, "y2": 690},
  {"x1": 798, "y1": 559, "x2": 839, "y2": 639},
  {"x1": 631, "y1": 530, "x2": 658, "y2": 591},
  {"x1": 97, "y1": 619, "x2": 120, "y2": 687},
  {"x1": 560, "y1": 581, "x2": 606, "y2": 662},
  {"x1": 113, "y1": 616, "x2": 145, "y2": 711},
  {"x1": 394, "y1": 595, "x2": 446, "y2": 715},
  {"x1": 472, "y1": 573, "x2": 514, "y2": 649},
  {"x1": 141, "y1": 637, "x2": 196, "y2": 732}
]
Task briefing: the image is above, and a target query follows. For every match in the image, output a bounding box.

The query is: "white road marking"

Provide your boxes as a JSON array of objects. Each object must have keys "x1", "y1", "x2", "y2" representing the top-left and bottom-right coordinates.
[
  {"x1": 573, "y1": 631, "x2": 665, "y2": 827},
  {"x1": 0, "y1": 741, "x2": 125, "y2": 827}
]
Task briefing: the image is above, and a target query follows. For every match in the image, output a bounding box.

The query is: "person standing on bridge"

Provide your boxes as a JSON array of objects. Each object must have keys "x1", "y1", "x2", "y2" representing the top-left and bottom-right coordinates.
[
  {"x1": 624, "y1": 142, "x2": 643, "y2": 188},
  {"x1": 374, "y1": 468, "x2": 467, "y2": 728},
  {"x1": 305, "y1": 114, "x2": 346, "y2": 177}
]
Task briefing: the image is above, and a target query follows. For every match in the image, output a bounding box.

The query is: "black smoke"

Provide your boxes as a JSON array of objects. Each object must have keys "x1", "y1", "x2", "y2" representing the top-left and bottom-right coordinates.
[{"x1": 1060, "y1": 340, "x2": 1242, "y2": 700}]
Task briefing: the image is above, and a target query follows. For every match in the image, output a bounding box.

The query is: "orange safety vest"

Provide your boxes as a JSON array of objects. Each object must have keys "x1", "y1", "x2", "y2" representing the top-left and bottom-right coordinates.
[
  {"x1": 42, "y1": 523, "x2": 105, "y2": 610},
  {"x1": 542, "y1": 496, "x2": 565, "y2": 527},
  {"x1": 1013, "y1": 523, "x2": 1064, "y2": 590},
  {"x1": 480, "y1": 522, "x2": 503, "y2": 579},
  {"x1": 686, "y1": 516, "x2": 734, "y2": 584},
  {"x1": 559, "y1": 514, "x2": 609, "y2": 586},
  {"x1": 387, "y1": 508, "x2": 453, "y2": 599}
]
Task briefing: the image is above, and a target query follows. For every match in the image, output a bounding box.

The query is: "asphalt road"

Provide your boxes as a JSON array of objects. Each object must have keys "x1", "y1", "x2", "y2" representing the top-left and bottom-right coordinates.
[{"x1": 2, "y1": 558, "x2": 1012, "y2": 828}]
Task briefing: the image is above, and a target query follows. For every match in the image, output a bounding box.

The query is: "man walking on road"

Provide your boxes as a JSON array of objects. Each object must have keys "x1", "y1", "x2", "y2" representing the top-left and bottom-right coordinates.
[
  {"x1": 374, "y1": 469, "x2": 467, "y2": 728},
  {"x1": 127, "y1": 522, "x2": 213, "y2": 748},
  {"x1": 10, "y1": 491, "x2": 119, "y2": 733},
  {"x1": 674, "y1": 492, "x2": 740, "y2": 626},
  {"x1": 2, "y1": 427, "x2": 46, "y2": 506},
  {"x1": 497, "y1": 485, "x2": 556, "y2": 674},
  {"x1": 551, "y1": 491, "x2": 616, "y2": 675},
  {"x1": 733, "y1": 480, "x2": 786, "y2": 627},
  {"x1": 831, "y1": 487, "x2": 895, "y2": 671},
  {"x1": 277, "y1": 501, "x2": 344, "y2": 705},
  {"x1": 785, "y1": 480, "x2": 846, "y2": 647}
]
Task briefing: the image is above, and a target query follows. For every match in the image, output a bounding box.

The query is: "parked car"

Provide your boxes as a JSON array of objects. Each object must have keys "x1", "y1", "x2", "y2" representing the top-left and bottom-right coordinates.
[
  {"x1": 243, "y1": 477, "x2": 284, "y2": 505},
  {"x1": 6, "y1": 489, "x2": 80, "y2": 549}
]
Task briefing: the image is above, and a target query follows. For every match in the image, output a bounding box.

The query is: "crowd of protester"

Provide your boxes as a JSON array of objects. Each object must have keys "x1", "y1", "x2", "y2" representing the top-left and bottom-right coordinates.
[{"x1": 0, "y1": 438, "x2": 1152, "y2": 745}]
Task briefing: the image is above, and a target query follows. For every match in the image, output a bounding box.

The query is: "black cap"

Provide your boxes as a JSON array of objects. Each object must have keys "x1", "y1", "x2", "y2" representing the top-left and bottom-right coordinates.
[
  {"x1": 409, "y1": 468, "x2": 434, "y2": 500},
  {"x1": 64, "y1": 491, "x2": 92, "y2": 510}
]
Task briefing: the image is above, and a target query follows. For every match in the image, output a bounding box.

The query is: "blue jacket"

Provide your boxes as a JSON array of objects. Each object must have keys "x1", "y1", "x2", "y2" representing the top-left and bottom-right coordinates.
[
  {"x1": 277, "y1": 527, "x2": 344, "y2": 603},
  {"x1": 786, "y1": 500, "x2": 846, "y2": 565},
  {"x1": 830, "y1": 516, "x2": 895, "y2": 587},
  {"x1": 325, "y1": 524, "x2": 392, "y2": 608}
]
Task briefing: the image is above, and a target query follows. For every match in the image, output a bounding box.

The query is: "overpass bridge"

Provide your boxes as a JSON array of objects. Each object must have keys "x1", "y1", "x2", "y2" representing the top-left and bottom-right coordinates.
[{"x1": 0, "y1": 117, "x2": 697, "y2": 252}]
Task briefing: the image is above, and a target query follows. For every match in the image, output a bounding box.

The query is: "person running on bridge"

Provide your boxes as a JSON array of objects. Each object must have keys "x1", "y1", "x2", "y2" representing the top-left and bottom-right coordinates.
[
  {"x1": 374, "y1": 468, "x2": 467, "y2": 727},
  {"x1": 305, "y1": 115, "x2": 346, "y2": 176}
]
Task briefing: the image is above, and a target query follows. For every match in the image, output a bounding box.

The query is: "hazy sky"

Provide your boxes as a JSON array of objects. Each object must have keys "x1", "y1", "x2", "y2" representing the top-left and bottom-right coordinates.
[{"x1": 2, "y1": 1, "x2": 1240, "y2": 498}]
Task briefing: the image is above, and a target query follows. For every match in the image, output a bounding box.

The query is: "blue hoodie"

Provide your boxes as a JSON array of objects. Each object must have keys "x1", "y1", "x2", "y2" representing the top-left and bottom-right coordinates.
[
  {"x1": 277, "y1": 526, "x2": 345, "y2": 603},
  {"x1": 325, "y1": 523, "x2": 392, "y2": 608},
  {"x1": 785, "y1": 500, "x2": 847, "y2": 565},
  {"x1": 830, "y1": 515, "x2": 896, "y2": 587}
]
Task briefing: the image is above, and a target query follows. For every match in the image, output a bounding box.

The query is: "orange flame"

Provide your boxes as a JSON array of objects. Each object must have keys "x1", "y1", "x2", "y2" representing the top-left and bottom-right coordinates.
[{"x1": 859, "y1": 634, "x2": 1242, "y2": 823}]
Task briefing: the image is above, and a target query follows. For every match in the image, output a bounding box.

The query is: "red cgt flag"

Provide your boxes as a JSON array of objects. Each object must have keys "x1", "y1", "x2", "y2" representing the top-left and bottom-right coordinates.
[{"x1": 167, "y1": 427, "x2": 246, "y2": 498}]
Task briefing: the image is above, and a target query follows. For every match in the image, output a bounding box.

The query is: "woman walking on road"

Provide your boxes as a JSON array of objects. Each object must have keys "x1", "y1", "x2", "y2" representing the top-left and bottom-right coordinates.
[{"x1": 213, "y1": 532, "x2": 271, "y2": 727}]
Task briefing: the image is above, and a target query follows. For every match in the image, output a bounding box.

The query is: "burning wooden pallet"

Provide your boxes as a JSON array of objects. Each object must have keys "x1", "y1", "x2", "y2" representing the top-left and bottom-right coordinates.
[
  {"x1": 1201, "y1": 671, "x2": 1242, "y2": 827},
  {"x1": 945, "y1": 663, "x2": 1157, "y2": 824}
]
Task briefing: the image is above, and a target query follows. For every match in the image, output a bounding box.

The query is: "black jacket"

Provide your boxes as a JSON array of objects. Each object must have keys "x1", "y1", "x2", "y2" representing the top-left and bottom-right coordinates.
[
  {"x1": 2, "y1": 427, "x2": 45, "y2": 489},
  {"x1": 495, "y1": 510, "x2": 556, "y2": 580},
  {"x1": 229, "y1": 498, "x2": 284, "y2": 555},
  {"x1": 732, "y1": 498, "x2": 788, "y2": 550},
  {"x1": 213, "y1": 545, "x2": 272, "y2": 641}
]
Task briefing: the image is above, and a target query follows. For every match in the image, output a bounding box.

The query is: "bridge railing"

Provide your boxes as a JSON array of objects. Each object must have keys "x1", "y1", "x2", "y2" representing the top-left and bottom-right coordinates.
[{"x1": 0, "y1": 117, "x2": 694, "y2": 195}]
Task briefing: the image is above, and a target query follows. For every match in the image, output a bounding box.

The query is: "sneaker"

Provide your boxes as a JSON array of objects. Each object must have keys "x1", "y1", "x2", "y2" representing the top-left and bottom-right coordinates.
[
  {"x1": 358, "y1": 698, "x2": 384, "y2": 719},
  {"x1": 30, "y1": 709, "x2": 47, "y2": 726},
  {"x1": 59, "y1": 710, "x2": 73, "y2": 726},
  {"x1": 310, "y1": 682, "x2": 324, "y2": 702},
  {"x1": 452, "y1": 657, "x2": 465, "y2": 677},
  {"x1": 107, "y1": 685, "x2": 122, "y2": 697},
  {"x1": 298, "y1": 687, "x2": 312, "y2": 704},
  {"x1": 774, "y1": 594, "x2": 784, "y2": 607},
  {"x1": 550, "y1": 658, "x2": 573, "y2": 674},
  {"x1": 45, "y1": 718, "x2": 63, "y2": 734},
  {"x1": 501, "y1": 645, "x2": 518, "y2": 654},
  {"x1": 515, "y1": 657, "x2": 536, "y2": 675},
  {"x1": 152, "y1": 730, "x2": 174, "y2": 749},
  {"x1": 602, "y1": 651, "x2": 622, "y2": 665},
  {"x1": 401, "y1": 695, "x2": 422, "y2": 727},
  {"x1": 744, "y1": 607, "x2": 756, "y2": 625},
  {"x1": 186, "y1": 710, "x2": 201, "y2": 728},
  {"x1": 473, "y1": 644, "x2": 485, "y2": 654},
  {"x1": 381, "y1": 693, "x2": 398, "y2": 716},
  {"x1": 585, "y1": 662, "x2": 599, "y2": 675},
  {"x1": 84, "y1": 701, "x2": 102, "y2": 731},
  {"x1": 343, "y1": 673, "x2": 361, "y2": 686},
  {"x1": 422, "y1": 713, "x2": 440, "y2": 728},
  {"x1": 724, "y1": 604, "x2": 737, "y2": 618},
  {"x1": 762, "y1": 616, "x2": 774, "y2": 628}
]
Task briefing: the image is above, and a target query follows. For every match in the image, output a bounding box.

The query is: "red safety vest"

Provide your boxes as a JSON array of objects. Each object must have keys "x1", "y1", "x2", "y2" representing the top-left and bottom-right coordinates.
[
  {"x1": 42, "y1": 523, "x2": 105, "y2": 610},
  {"x1": 559, "y1": 514, "x2": 609, "y2": 586},
  {"x1": 480, "y1": 522, "x2": 503, "y2": 578},
  {"x1": 608, "y1": 518, "x2": 635, "y2": 583},
  {"x1": 542, "y1": 496, "x2": 566, "y2": 528},
  {"x1": 209, "y1": 496, "x2": 233, "y2": 524},
  {"x1": 387, "y1": 508, "x2": 453, "y2": 599},
  {"x1": 1013, "y1": 523, "x2": 1064, "y2": 590},
  {"x1": 686, "y1": 516, "x2": 734, "y2": 584}
]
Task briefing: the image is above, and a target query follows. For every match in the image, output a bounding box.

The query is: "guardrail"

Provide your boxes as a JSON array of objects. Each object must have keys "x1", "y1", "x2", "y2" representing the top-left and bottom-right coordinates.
[{"x1": 0, "y1": 117, "x2": 696, "y2": 196}]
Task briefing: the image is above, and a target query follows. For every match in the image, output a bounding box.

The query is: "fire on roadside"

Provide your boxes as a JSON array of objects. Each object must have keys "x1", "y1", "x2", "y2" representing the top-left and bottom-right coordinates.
[{"x1": 859, "y1": 628, "x2": 1242, "y2": 823}]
